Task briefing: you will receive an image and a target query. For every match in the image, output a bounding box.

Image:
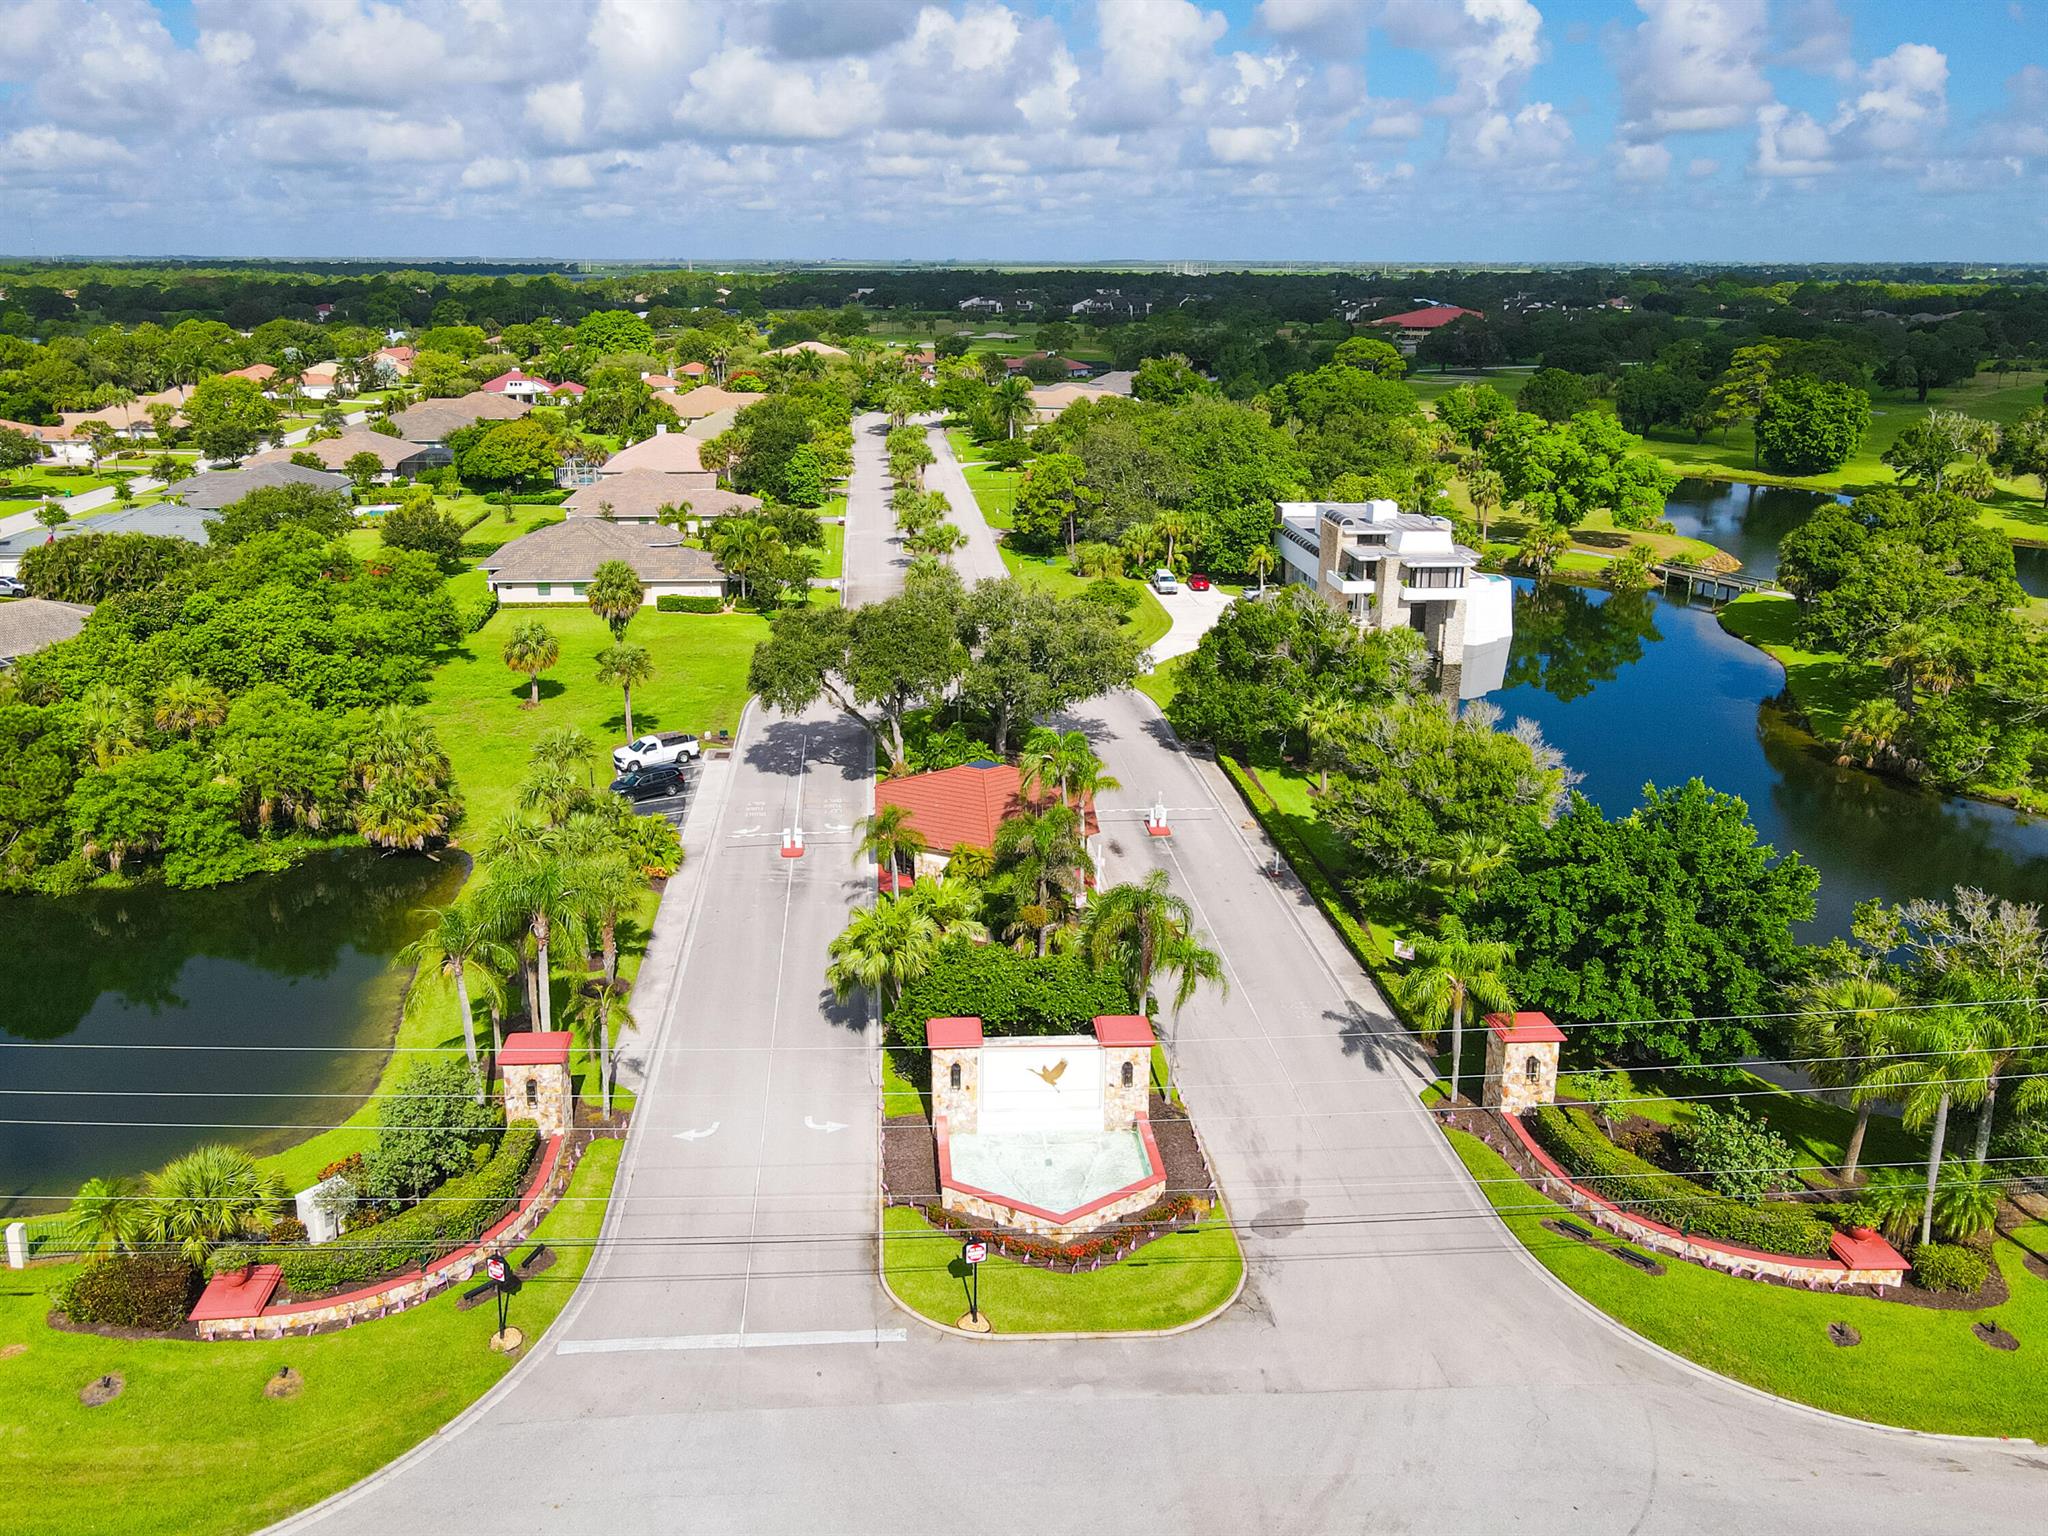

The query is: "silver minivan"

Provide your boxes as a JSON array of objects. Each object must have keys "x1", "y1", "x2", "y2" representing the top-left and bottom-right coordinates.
[{"x1": 1150, "y1": 567, "x2": 1179, "y2": 594}]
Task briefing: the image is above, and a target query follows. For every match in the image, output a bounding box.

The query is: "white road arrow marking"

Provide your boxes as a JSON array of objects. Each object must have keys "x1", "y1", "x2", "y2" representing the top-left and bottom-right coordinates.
[
  {"x1": 804, "y1": 1116, "x2": 848, "y2": 1134},
  {"x1": 673, "y1": 1122, "x2": 721, "y2": 1141}
]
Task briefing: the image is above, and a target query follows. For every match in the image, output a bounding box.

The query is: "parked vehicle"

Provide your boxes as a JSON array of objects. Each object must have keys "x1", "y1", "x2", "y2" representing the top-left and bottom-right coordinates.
[
  {"x1": 1150, "y1": 567, "x2": 1179, "y2": 594},
  {"x1": 1187, "y1": 573, "x2": 1211, "y2": 591},
  {"x1": 0, "y1": 576, "x2": 25, "y2": 598},
  {"x1": 613, "y1": 731, "x2": 700, "y2": 772},
  {"x1": 609, "y1": 763, "x2": 688, "y2": 802}
]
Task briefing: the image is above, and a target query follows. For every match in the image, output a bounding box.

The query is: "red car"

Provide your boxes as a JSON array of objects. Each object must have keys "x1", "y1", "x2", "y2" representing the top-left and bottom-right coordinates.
[{"x1": 1187, "y1": 573, "x2": 1211, "y2": 591}]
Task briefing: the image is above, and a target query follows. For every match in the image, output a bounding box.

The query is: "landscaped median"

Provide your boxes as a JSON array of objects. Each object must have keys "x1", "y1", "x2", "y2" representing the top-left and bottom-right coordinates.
[{"x1": 0, "y1": 1138, "x2": 621, "y2": 1536}]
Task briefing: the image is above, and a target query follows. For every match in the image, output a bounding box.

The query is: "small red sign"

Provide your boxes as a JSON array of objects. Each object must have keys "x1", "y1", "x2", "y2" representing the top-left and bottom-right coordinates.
[
  {"x1": 963, "y1": 1241, "x2": 987, "y2": 1265},
  {"x1": 486, "y1": 1255, "x2": 508, "y2": 1284}
]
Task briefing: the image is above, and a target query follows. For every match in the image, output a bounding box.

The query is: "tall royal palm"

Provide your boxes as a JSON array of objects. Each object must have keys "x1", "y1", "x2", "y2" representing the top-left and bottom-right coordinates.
[
  {"x1": 1082, "y1": 871, "x2": 1228, "y2": 1075},
  {"x1": 827, "y1": 899, "x2": 940, "y2": 1016},
  {"x1": 992, "y1": 801, "x2": 1093, "y2": 956},
  {"x1": 1018, "y1": 727, "x2": 1118, "y2": 804},
  {"x1": 1790, "y1": 970, "x2": 1904, "y2": 1181},
  {"x1": 1855, "y1": 1007, "x2": 1992, "y2": 1246},
  {"x1": 991, "y1": 376, "x2": 1033, "y2": 439},
  {"x1": 398, "y1": 901, "x2": 514, "y2": 1081},
  {"x1": 1392, "y1": 928, "x2": 1515, "y2": 1107}
]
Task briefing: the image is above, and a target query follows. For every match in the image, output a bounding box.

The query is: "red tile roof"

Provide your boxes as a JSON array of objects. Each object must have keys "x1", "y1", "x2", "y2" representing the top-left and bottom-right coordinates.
[
  {"x1": 1830, "y1": 1227, "x2": 1908, "y2": 1272},
  {"x1": 498, "y1": 1031, "x2": 573, "y2": 1068},
  {"x1": 1486, "y1": 1011, "x2": 1564, "y2": 1045},
  {"x1": 189, "y1": 1263, "x2": 281, "y2": 1322},
  {"x1": 875, "y1": 762, "x2": 1098, "y2": 855},
  {"x1": 1370, "y1": 305, "x2": 1483, "y2": 330},
  {"x1": 927, "y1": 1017, "x2": 985, "y2": 1050},
  {"x1": 1092, "y1": 1015, "x2": 1155, "y2": 1048},
  {"x1": 480, "y1": 370, "x2": 554, "y2": 393},
  {"x1": 678, "y1": 361, "x2": 709, "y2": 376}
]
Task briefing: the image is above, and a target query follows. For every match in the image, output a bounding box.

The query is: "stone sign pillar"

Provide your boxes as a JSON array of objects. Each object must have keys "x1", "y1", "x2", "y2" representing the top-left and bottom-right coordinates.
[
  {"x1": 1481, "y1": 1011, "x2": 1564, "y2": 1115},
  {"x1": 498, "y1": 1031, "x2": 574, "y2": 1139},
  {"x1": 5, "y1": 1221, "x2": 25, "y2": 1270},
  {"x1": 927, "y1": 1017, "x2": 984, "y2": 1132},
  {"x1": 1093, "y1": 1015, "x2": 1156, "y2": 1131}
]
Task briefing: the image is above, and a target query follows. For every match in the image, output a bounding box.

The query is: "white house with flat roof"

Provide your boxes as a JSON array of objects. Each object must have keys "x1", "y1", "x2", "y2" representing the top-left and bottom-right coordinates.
[{"x1": 1274, "y1": 500, "x2": 1512, "y2": 697}]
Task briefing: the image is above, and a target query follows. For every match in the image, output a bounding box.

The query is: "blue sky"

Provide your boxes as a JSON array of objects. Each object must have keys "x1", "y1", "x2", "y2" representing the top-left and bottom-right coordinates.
[{"x1": 1, "y1": 0, "x2": 2043, "y2": 263}]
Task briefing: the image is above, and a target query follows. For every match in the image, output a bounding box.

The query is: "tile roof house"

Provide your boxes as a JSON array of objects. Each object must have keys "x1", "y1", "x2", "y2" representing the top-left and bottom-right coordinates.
[
  {"x1": 873, "y1": 761, "x2": 1102, "y2": 888},
  {"x1": 0, "y1": 598, "x2": 93, "y2": 662},
  {"x1": 562, "y1": 470, "x2": 756, "y2": 523},
  {"x1": 389, "y1": 391, "x2": 529, "y2": 444},
  {"x1": 170, "y1": 461, "x2": 351, "y2": 510},
  {"x1": 665, "y1": 385, "x2": 758, "y2": 419},
  {"x1": 374, "y1": 345, "x2": 415, "y2": 378},
  {"x1": 223, "y1": 363, "x2": 278, "y2": 387},
  {"x1": 250, "y1": 428, "x2": 451, "y2": 480},
  {"x1": 599, "y1": 426, "x2": 705, "y2": 476},
  {"x1": 767, "y1": 340, "x2": 849, "y2": 358},
  {"x1": 677, "y1": 361, "x2": 709, "y2": 378},
  {"x1": 482, "y1": 519, "x2": 727, "y2": 605},
  {"x1": 480, "y1": 369, "x2": 559, "y2": 402},
  {"x1": 1368, "y1": 305, "x2": 1484, "y2": 353},
  {"x1": 298, "y1": 360, "x2": 342, "y2": 399}
]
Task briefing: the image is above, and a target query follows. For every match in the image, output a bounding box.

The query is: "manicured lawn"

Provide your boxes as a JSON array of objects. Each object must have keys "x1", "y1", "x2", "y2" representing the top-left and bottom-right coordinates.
[
  {"x1": 1448, "y1": 1130, "x2": 2048, "y2": 1439},
  {"x1": 1717, "y1": 592, "x2": 1875, "y2": 743},
  {"x1": 1135, "y1": 655, "x2": 1184, "y2": 710},
  {"x1": 996, "y1": 544, "x2": 1172, "y2": 654},
  {"x1": 1407, "y1": 366, "x2": 1535, "y2": 406},
  {"x1": 882, "y1": 1204, "x2": 1241, "y2": 1333},
  {"x1": 818, "y1": 509, "x2": 846, "y2": 580},
  {"x1": 0, "y1": 1138, "x2": 622, "y2": 1536},
  {"x1": 418, "y1": 605, "x2": 763, "y2": 833}
]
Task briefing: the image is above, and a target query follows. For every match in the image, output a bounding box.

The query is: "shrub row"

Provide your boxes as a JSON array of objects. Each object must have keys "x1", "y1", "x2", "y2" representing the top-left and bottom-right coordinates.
[
  {"x1": 1530, "y1": 1106, "x2": 1832, "y2": 1256},
  {"x1": 488, "y1": 489, "x2": 571, "y2": 505},
  {"x1": 656, "y1": 594, "x2": 725, "y2": 613},
  {"x1": 887, "y1": 940, "x2": 1132, "y2": 1053},
  {"x1": 923, "y1": 1191, "x2": 1205, "y2": 1266},
  {"x1": 58, "y1": 1254, "x2": 203, "y2": 1330},
  {"x1": 455, "y1": 586, "x2": 499, "y2": 633},
  {"x1": 210, "y1": 1123, "x2": 538, "y2": 1297},
  {"x1": 1908, "y1": 1241, "x2": 1989, "y2": 1294}
]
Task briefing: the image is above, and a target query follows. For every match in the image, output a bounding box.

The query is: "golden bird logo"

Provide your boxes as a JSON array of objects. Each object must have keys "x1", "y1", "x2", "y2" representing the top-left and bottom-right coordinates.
[{"x1": 1033, "y1": 1059, "x2": 1069, "y2": 1088}]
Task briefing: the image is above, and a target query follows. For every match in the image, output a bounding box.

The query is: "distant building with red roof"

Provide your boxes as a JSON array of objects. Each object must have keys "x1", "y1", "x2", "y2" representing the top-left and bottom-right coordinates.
[
  {"x1": 873, "y1": 761, "x2": 1101, "y2": 889},
  {"x1": 1369, "y1": 304, "x2": 1485, "y2": 354},
  {"x1": 480, "y1": 369, "x2": 560, "y2": 403}
]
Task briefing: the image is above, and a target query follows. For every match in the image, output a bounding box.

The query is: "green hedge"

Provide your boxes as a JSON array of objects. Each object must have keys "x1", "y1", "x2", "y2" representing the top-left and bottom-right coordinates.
[
  {"x1": 1530, "y1": 1106, "x2": 1832, "y2": 1256},
  {"x1": 888, "y1": 941, "x2": 1131, "y2": 1052},
  {"x1": 492, "y1": 489, "x2": 570, "y2": 505},
  {"x1": 210, "y1": 1123, "x2": 538, "y2": 1297},
  {"x1": 455, "y1": 586, "x2": 499, "y2": 633},
  {"x1": 1908, "y1": 1241, "x2": 1988, "y2": 1293},
  {"x1": 58, "y1": 1255, "x2": 202, "y2": 1330},
  {"x1": 656, "y1": 594, "x2": 725, "y2": 613}
]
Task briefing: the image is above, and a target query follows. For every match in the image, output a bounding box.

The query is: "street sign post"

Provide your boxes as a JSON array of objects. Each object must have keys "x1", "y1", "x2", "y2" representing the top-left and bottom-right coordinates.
[
  {"x1": 486, "y1": 1252, "x2": 510, "y2": 1338},
  {"x1": 962, "y1": 1240, "x2": 986, "y2": 1325}
]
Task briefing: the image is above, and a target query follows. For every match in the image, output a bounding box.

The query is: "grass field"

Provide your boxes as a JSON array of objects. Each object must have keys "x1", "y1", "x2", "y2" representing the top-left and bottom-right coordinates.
[
  {"x1": 1448, "y1": 1130, "x2": 2048, "y2": 1438},
  {"x1": 882, "y1": 1204, "x2": 1241, "y2": 1333},
  {"x1": 996, "y1": 544, "x2": 1172, "y2": 654},
  {"x1": 1716, "y1": 592, "x2": 1873, "y2": 742},
  {"x1": 0, "y1": 1138, "x2": 621, "y2": 1536}
]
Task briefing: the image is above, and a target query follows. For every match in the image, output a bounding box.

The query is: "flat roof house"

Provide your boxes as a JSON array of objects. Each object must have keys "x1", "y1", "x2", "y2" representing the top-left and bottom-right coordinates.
[{"x1": 481, "y1": 520, "x2": 726, "y2": 606}]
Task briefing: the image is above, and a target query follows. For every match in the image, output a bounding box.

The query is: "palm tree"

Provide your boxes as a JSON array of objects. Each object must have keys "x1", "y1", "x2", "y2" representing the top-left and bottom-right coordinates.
[
  {"x1": 398, "y1": 902, "x2": 514, "y2": 1082},
  {"x1": 488, "y1": 853, "x2": 587, "y2": 1031},
  {"x1": 904, "y1": 520, "x2": 968, "y2": 562},
  {"x1": 1154, "y1": 510, "x2": 1191, "y2": 568},
  {"x1": 1855, "y1": 1008, "x2": 1992, "y2": 1246},
  {"x1": 1017, "y1": 727, "x2": 1118, "y2": 804},
  {"x1": 79, "y1": 682, "x2": 142, "y2": 768},
  {"x1": 152, "y1": 674, "x2": 228, "y2": 736},
  {"x1": 1295, "y1": 696, "x2": 1355, "y2": 794},
  {"x1": 945, "y1": 841, "x2": 996, "y2": 880},
  {"x1": 1392, "y1": 928, "x2": 1515, "y2": 1107},
  {"x1": 65, "y1": 1176, "x2": 143, "y2": 1256},
  {"x1": 992, "y1": 801, "x2": 1094, "y2": 956},
  {"x1": 708, "y1": 516, "x2": 784, "y2": 600},
  {"x1": 530, "y1": 725, "x2": 598, "y2": 785},
  {"x1": 502, "y1": 618, "x2": 559, "y2": 708},
  {"x1": 356, "y1": 774, "x2": 459, "y2": 850},
  {"x1": 1517, "y1": 522, "x2": 1572, "y2": 582},
  {"x1": 1246, "y1": 543, "x2": 1276, "y2": 597},
  {"x1": 990, "y1": 376, "x2": 1033, "y2": 440},
  {"x1": 142, "y1": 1145, "x2": 287, "y2": 1265},
  {"x1": 570, "y1": 982, "x2": 631, "y2": 1117},
  {"x1": 575, "y1": 850, "x2": 644, "y2": 986},
  {"x1": 826, "y1": 899, "x2": 940, "y2": 1015},
  {"x1": 1467, "y1": 466, "x2": 1505, "y2": 545},
  {"x1": 901, "y1": 876, "x2": 989, "y2": 944},
  {"x1": 1790, "y1": 970, "x2": 1904, "y2": 1181},
  {"x1": 1083, "y1": 869, "x2": 1228, "y2": 1017},
  {"x1": 585, "y1": 558, "x2": 645, "y2": 639},
  {"x1": 1422, "y1": 830, "x2": 1511, "y2": 906},
  {"x1": 855, "y1": 802, "x2": 928, "y2": 888},
  {"x1": 656, "y1": 498, "x2": 695, "y2": 536},
  {"x1": 595, "y1": 643, "x2": 655, "y2": 740},
  {"x1": 883, "y1": 383, "x2": 926, "y2": 428}
]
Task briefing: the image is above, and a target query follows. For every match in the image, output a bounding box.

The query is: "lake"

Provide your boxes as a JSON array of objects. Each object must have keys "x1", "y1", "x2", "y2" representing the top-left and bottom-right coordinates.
[
  {"x1": 1486, "y1": 579, "x2": 2048, "y2": 940},
  {"x1": 1662, "y1": 476, "x2": 2048, "y2": 597},
  {"x1": 1, "y1": 848, "x2": 465, "y2": 1218}
]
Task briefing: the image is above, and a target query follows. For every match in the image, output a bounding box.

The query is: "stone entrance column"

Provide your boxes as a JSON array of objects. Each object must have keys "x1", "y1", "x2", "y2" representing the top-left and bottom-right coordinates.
[{"x1": 1481, "y1": 1011, "x2": 1564, "y2": 1115}]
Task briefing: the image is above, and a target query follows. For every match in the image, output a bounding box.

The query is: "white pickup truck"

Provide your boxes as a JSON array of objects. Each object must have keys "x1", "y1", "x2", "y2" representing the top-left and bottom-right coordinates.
[{"x1": 612, "y1": 731, "x2": 701, "y2": 772}]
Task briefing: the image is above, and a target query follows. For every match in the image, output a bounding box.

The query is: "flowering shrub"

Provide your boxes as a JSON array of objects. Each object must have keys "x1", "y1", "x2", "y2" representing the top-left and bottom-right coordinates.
[{"x1": 922, "y1": 1192, "x2": 1205, "y2": 1268}]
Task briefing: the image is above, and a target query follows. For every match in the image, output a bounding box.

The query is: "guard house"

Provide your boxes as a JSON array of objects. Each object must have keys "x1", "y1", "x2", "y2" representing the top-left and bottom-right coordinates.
[
  {"x1": 498, "y1": 1031, "x2": 574, "y2": 1138},
  {"x1": 1274, "y1": 499, "x2": 1513, "y2": 696},
  {"x1": 1481, "y1": 1011, "x2": 1564, "y2": 1115}
]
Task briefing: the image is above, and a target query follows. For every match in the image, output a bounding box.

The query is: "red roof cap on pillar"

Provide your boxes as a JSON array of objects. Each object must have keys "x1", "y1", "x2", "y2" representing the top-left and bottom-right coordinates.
[
  {"x1": 927, "y1": 1017, "x2": 985, "y2": 1050},
  {"x1": 1092, "y1": 1014, "x2": 1156, "y2": 1048},
  {"x1": 498, "y1": 1031, "x2": 574, "y2": 1069},
  {"x1": 1485, "y1": 1011, "x2": 1565, "y2": 1045},
  {"x1": 189, "y1": 1263, "x2": 282, "y2": 1322},
  {"x1": 1830, "y1": 1227, "x2": 1907, "y2": 1271}
]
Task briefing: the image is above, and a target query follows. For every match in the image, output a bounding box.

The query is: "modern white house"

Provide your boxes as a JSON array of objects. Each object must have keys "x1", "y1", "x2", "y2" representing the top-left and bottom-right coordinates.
[{"x1": 1274, "y1": 500, "x2": 1513, "y2": 698}]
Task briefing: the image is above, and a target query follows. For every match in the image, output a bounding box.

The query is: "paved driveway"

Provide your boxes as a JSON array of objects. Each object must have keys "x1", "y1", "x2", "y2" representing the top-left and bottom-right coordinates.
[
  {"x1": 921, "y1": 422, "x2": 1007, "y2": 586},
  {"x1": 1147, "y1": 582, "x2": 1236, "y2": 662}
]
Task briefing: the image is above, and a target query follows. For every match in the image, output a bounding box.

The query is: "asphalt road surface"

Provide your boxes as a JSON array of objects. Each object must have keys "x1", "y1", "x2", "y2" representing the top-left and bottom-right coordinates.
[{"x1": 275, "y1": 435, "x2": 2048, "y2": 1534}]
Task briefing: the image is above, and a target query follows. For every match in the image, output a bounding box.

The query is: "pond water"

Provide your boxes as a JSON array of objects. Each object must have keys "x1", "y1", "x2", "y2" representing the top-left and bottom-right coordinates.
[
  {"x1": 1484, "y1": 580, "x2": 2048, "y2": 941},
  {"x1": 1663, "y1": 476, "x2": 2048, "y2": 597},
  {"x1": 1, "y1": 849, "x2": 466, "y2": 1218}
]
